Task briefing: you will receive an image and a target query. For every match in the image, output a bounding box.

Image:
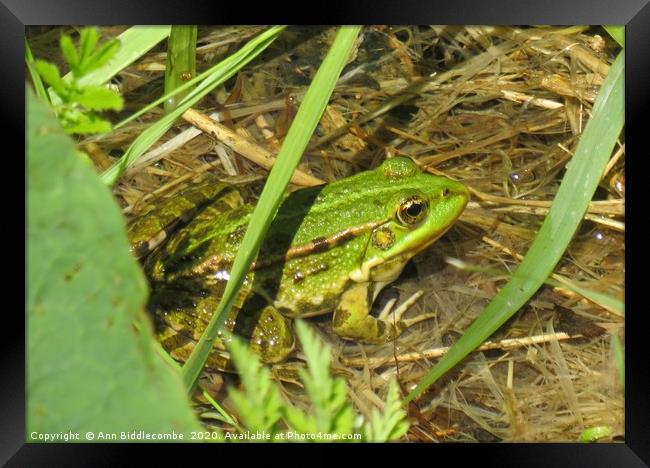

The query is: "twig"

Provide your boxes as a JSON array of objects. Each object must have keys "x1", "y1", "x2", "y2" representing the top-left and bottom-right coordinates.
[
  {"x1": 341, "y1": 331, "x2": 578, "y2": 368},
  {"x1": 182, "y1": 108, "x2": 324, "y2": 187}
]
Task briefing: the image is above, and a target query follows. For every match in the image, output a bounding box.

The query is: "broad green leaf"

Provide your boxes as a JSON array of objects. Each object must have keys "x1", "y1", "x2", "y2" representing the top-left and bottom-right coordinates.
[
  {"x1": 405, "y1": 51, "x2": 625, "y2": 404},
  {"x1": 27, "y1": 88, "x2": 202, "y2": 440},
  {"x1": 75, "y1": 85, "x2": 124, "y2": 111}
]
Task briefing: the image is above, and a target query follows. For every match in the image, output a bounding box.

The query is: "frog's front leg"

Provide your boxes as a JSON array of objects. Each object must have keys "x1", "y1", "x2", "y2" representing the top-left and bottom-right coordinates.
[{"x1": 331, "y1": 283, "x2": 433, "y2": 344}]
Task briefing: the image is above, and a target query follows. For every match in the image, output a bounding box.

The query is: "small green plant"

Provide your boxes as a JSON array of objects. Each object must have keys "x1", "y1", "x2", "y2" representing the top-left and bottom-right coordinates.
[
  {"x1": 33, "y1": 27, "x2": 123, "y2": 134},
  {"x1": 225, "y1": 320, "x2": 409, "y2": 442}
]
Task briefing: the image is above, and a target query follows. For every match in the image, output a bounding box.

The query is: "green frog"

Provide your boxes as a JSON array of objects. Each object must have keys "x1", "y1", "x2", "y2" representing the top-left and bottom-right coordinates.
[{"x1": 128, "y1": 157, "x2": 469, "y2": 370}]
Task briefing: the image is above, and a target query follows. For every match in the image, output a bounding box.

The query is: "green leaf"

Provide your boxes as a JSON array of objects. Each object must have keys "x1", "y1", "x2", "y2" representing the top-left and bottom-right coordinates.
[
  {"x1": 75, "y1": 85, "x2": 124, "y2": 111},
  {"x1": 59, "y1": 34, "x2": 80, "y2": 73},
  {"x1": 363, "y1": 378, "x2": 409, "y2": 442},
  {"x1": 77, "y1": 27, "x2": 100, "y2": 75},
  {"x1": 282, "y1": 321, "x2": 356, "y2": 437},
  {"x1": 34, "y1": 60, "x2": 67, "y2": 97},
  {"x1": 164, "y1": 26, "x2": 198, "y2": 112},
  {"x1": 27, "y1": 89, "x2": 202, "y2": 440},
  {"x1": 181, "y1": 25, "x2": 362, "y2": 392},
  {"x1": 84, "y1": 38, "x2": 121, "y2": 74},
  {"x1": 226, "y1": 336, "x2": 284, "y2": 436},
  {"x1": 405, "y1": 51, "x2": 625, "y2": 404},
  {"x1": 62, "y1": 112, "x2": 113, "y2": 135}
]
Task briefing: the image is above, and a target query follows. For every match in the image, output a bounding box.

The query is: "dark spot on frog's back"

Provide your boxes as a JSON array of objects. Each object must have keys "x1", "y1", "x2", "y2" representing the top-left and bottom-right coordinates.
[
  {"x1": 131, "y1": 241, "x2": 150, "y2": 258},
  {"x1": 212, "y1": 200, "x2": 236, "y2": 214},
  {"x1": 227, "y1": 224, "x2": 246, "y2": 244},
  {"x1": 227, "y1": 207, "x2": 248, "y2": 221},
  {"x1": 333, "y1": 307, "x2": 351, "y2": 327}
]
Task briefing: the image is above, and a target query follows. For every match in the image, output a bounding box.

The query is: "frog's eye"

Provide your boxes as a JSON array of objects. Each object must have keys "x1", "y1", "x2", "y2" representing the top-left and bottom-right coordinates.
[{"x1": 397, "y1": 197, "x2": 428, "y2": 226}]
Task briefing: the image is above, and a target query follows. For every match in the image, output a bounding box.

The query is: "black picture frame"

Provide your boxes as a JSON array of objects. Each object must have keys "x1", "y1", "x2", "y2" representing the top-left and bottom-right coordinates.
[{"x1": 10, "y1": 0, "x2": 647, "y2": 464}]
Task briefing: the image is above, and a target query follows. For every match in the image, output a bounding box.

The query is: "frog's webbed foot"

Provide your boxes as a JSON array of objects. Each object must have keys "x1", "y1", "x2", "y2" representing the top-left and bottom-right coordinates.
[{"x1": 332, "y1": 284, "x2": 435, "y2": 344}]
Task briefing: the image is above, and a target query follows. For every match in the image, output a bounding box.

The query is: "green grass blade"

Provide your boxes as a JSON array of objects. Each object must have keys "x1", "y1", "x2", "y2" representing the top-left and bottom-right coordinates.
[
  {"x1": 448, "y1": 258, "x2": 624, "y2": 316},
  {"x1": 405, "y1": 51, "x2": 625, "y2": 404},
  {"x1": 100, "y1": 26, "x2": 285, "y2": 186},
  {"x1": 545, "y1": 277, "x2": 624, "y2": 316},
  {"x1": 181, "y1": 25, "x2": 363, "y2": 392},
  {"x1": 612, "y1": 333, "x2": 624, "y2": 389},
  {"x1": 25, "y1": 39, "x2": 50, "y2": 103},
  {"x1": 604, "y1": 25, "x2": 624, "y2": 48},
  {"x1": 164, "y1": 26, "x2": 197, "y2": 112}
]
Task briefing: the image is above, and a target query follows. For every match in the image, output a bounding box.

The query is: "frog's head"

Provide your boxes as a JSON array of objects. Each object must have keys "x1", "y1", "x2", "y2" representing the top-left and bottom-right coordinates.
[{"x1": 350, "y1": 157, "x2": 469, "y2": 283}]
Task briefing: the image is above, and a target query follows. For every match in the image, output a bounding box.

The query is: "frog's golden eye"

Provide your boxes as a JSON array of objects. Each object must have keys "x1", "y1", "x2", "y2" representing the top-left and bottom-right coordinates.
[{"x1": 397, "y1": 197, "x2": 428, "y2": 226}]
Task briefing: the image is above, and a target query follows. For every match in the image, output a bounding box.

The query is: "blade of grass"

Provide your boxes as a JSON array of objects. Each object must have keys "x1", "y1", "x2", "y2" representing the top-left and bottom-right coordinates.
[
  {"x1": 152, "y1": 339, "x2": 240, "y2": 430},
  {"x1": 164, "y1": 26, "x2": 197, "y2": 113},
  {"x1": 100, "y1": 26, "x2": 285, "y2": 186},
  {"x1": 612, "y1": 333, "x2": 624, "y2": 389},
  {"x1": 545, "y1": 277, "x2": 623, "y2": 316},
  {"x1": 25, "y1": 39, "x2": 50, "y2": 103},
  {"x1": 604, "y1": 26, "x2": 624, "y2": 48},
  {"x1": 181, "y1": 25, "x2": 363, "y2": 392},
  {"x1": 447, "y1": 257, "x2": 624, "y2": 316},
  {"x1": 405, "y1": 51, "x2": 624, "y2": 404}
]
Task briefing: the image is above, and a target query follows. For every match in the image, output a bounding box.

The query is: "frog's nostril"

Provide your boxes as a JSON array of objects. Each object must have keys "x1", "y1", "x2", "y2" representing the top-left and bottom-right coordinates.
[{"x1": 442, "y1": 188, "x2": 450, "y2": 197}]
